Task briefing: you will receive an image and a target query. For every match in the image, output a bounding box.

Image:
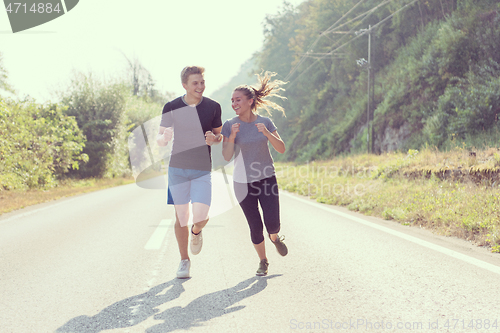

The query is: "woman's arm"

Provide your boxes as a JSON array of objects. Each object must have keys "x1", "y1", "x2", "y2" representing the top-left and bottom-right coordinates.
[
  {"x1": 222, "y1": 123, "x2": 240, "y2": 161},
  {"x1": 255, "y1": 123, "x2": 286, "y2": 154},
  {"x1": 266, "y1": 130, "x2": 286, "y2": 154},
  {"x1": 222, "y1": 137, "x2": 235, "y2": 162}
]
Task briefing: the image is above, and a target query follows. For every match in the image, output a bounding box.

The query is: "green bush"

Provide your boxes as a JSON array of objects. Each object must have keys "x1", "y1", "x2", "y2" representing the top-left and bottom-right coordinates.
[
  {"x1": 60, "y1": 73, "x2": 129, "y2": 178},
  {"x1": 450, "y1": 69, "x2": 500, "y2": 136},
  {"x1": 0, "y1": 99, "x2": 87, "y2": 190}
]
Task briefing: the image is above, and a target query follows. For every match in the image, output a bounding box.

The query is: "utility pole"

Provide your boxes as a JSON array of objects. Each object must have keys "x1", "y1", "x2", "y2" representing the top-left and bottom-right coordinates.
[
  {"x1": 355, "y1": 25, "x2": 373, "y2": 154},
  {"x1": 367, "y1": 24, "x2": 371, "y2": 154},
  {"x1": 370, "y1": 26, "x2": 375, "y2": 155},
  {"x1": 331, "y1": 26, "x2": 375, "y2": 153}
]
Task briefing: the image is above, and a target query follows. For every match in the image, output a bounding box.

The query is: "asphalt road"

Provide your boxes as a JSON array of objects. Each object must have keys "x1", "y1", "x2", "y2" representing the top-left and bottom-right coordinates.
[{"x1": 1, "y1": 176, "x2": 500, "y2": 333}]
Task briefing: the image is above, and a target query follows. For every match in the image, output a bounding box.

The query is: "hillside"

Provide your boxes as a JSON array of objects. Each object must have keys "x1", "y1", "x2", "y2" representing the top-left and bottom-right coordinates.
[{"x1": 245, "y1": 0, "x2": 500, "y2": 162}]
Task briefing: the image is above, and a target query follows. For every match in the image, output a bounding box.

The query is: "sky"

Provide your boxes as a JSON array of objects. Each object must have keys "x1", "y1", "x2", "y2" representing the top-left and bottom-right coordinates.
[{"x1": 0, "y1": 0, "x2": 304, "y2": 102}]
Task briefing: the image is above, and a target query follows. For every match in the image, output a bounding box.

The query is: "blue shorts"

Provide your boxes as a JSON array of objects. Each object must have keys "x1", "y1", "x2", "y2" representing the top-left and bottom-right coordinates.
[{"x1": 167, "y1": 167, "x2": 212, "y2": 206}]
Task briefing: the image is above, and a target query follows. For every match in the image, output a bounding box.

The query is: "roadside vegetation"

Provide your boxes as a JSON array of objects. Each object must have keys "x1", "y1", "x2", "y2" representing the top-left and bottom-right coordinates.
[
  {"x1": 0, "y1": 54, "x2": 171, "y2": 212},
  {"x1": 276, "y1": 146, "x2": 500, "y2": 253},
  {"x1": 0, "y1": 177, "x2": 133, "y2": 215}
]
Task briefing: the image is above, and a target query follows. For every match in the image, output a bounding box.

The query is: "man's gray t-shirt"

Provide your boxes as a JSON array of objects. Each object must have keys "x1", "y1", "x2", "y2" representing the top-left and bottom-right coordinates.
[
  {"x1": 160, "y1": 96, "x2": 222, "y2": 171},
  {"x1": 221, "y1": 115, "x2": 277, "y2": 183}
]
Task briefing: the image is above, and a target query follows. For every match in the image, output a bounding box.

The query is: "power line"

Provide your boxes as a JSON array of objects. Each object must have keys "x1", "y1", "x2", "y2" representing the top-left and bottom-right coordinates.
[
  {"x1": 286, "y1": 0, "x2": 419, "y2": 88},
  {"x1": 285, "y1": 0, "x2": 394, "y2": 81},
  {"x1": 321, "y1": 0, "x2": 367, "y2": 35},
  {"x1": 324, "y1": 0, "x2": 393, "y2": 35},
  {"x1": 285, "y1": 0, "x2": 370, "y2": 81},
  {"x1": 325, "y1": 0, "x2": 419, "y2": 58}
]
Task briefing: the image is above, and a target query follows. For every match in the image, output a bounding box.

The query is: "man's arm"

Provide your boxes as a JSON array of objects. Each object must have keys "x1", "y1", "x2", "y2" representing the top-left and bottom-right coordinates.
[
  {"x1": 205, "y1": 126, "x2": 222, "y2": 146},
  {"x1": 158, "y1": 103, "x2": 173, "y2": 146},
  {"x1": 157, "y1": 126, "x2": 173, "y2": 146}
]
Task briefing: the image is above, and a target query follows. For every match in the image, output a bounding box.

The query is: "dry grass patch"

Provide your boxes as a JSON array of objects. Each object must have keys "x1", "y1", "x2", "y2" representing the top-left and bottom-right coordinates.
[
  {"x1": 0, "y1": 177, "x2": 134, "y2": 215},
  {"x1": 276, "y1": 147, "x2": 500, "y2": 253}
]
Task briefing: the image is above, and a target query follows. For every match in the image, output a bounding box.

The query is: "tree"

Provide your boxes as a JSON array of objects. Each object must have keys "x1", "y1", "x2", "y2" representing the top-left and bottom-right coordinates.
[
  {"x1": 0, "y1": 52, "x2": 15, "y2": 94},
  {"x1": 0, "y1": 99, "x2": 87, "y2": 189},
  {"x1": 60, "y1": 72, "x2": 129, "y2": 178},
  {"x1": 121, "y1": 52, "x2": 173, "y2": 105}
]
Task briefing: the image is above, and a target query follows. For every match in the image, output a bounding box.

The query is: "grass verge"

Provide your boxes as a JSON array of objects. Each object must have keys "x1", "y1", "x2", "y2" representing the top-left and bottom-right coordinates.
[
  {"x1": 275, "y1": 146, "x2": 500, "y2": 253},
  {"x1": 0, "y1": 177, "x2": 134, "y2": 215}
]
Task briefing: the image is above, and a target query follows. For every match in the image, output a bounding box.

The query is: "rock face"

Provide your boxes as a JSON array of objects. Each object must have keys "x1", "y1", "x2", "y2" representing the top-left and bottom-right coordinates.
[{"x1": 377, "y1": 122, "x2": 411, "y2": 152}]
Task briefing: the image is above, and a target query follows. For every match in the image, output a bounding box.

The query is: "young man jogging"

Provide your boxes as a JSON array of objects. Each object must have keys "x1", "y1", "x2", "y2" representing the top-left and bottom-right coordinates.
[{"x1": 157, "y1": 66, "x2": 222, "y2": 278}]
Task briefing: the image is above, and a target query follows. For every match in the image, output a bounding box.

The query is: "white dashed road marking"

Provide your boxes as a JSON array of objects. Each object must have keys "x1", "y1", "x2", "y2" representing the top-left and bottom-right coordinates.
[{"x1": 144, "y1": 219, "x2": 172, "y2": 250}]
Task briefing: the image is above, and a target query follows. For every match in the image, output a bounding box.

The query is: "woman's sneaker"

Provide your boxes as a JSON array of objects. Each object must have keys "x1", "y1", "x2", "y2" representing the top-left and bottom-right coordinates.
[
  {"x1": 256, "y1": 259, "x2": 269, "y2": 276},
  {"x1": 270, "y1": 235, "x2": 288, "y2": 256},
  {"x1": 176, "y1": 259, "x2": 190, "y2": 279}
]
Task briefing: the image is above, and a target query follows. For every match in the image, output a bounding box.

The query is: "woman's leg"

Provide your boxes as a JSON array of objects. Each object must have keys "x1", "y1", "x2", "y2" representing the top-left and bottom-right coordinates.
[
  {"x1": 235, "y1": 181, "x2": 266, "y2": 248},
  {"x1": 259, "y1": 176, "x2": 288, "y2": 256},
  {"x1": 258, "y1": 176, "x2": 280, "y2": 238},
  {"x1": 253, "y1": 241, "x2": 267, "y2": 261}
]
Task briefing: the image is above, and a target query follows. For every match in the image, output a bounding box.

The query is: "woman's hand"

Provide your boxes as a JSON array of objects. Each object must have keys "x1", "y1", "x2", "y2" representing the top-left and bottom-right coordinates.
[
  {"x1": 255, "y1": 123, "x2": 270, "y2": 137},
  {"x1": 230, "y1": 123, "x2": 240, "y2": 139}
]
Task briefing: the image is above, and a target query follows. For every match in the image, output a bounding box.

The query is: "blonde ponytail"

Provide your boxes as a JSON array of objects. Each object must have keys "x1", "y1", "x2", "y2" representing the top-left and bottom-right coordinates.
[{"x1": 234, "y1": 71, "x2": 287, "y2": 116}]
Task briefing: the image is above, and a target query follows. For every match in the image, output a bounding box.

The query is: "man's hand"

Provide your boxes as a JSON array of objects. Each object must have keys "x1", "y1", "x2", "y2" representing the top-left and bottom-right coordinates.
[
  {"x1": 157, "y1": 127, "x2": 173, "y2": 146},
  {"x1": 162, "y1": 127, "x2": 173, "y2": 143},
  {"x1": 205, "y1": 130, "x2": 221, "y2": 146}
]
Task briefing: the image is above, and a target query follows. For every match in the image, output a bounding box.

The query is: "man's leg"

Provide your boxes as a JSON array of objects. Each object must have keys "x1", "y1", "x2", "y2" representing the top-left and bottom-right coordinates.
[
  {"x1": 174, "y1": 204, "x2": 190, "y2": 260},
  {"x1": 189, "y1": 202, "x2": 209, "y2": 255},
  {"x1": 168, "y1": 167, "x2": 192, "y2": 260},
  {"x1": 192, "y1": 202, "x2": 210, "y2": 234},
  {"x1": 190, "y1": 171, "x2": 211, "y2": 234}
]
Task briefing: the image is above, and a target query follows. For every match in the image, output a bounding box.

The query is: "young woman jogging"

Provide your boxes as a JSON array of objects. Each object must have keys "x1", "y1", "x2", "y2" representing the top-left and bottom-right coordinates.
[{"x1": 221, "y1": 71, "x2": 288, "y2": 276}]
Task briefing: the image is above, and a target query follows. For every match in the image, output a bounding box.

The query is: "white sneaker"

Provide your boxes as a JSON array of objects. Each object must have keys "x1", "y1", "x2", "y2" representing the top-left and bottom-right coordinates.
[
  {"x1": 190, "y1": 227, "x2": 203, "y2": 255},
  {"x1": 176, "y1": 259, "x2": 190, "y2": 279}
]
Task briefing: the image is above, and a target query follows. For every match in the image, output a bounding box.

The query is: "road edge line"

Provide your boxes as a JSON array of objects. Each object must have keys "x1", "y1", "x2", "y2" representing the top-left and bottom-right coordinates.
[{"x1": 281, "y1": 191, "x2": 500, "y2": 276}]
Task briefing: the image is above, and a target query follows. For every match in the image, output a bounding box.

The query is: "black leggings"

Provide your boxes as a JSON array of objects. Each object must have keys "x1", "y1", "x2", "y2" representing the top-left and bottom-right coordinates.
[{"x1": 234, "y1": 176, "x2": 280, "y2": 244}]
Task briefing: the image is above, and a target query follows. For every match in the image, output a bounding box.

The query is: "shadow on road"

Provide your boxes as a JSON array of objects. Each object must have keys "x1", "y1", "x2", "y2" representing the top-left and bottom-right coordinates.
[
  {"x1": 56, "y1": 275, "x2": 279, "y2": 332},
  {"x1": 56, "y1": 278, "x2": 187, "y2": 332},
  {"x1": 146, "y1": 275, "x2": 280, "y2": 332}
]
